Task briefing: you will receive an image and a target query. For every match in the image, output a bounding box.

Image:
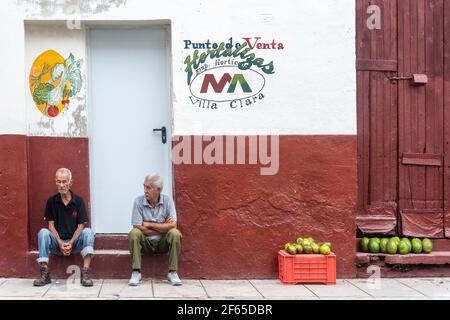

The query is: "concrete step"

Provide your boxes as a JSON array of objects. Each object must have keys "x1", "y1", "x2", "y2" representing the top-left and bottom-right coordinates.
[
  {"x1": 93, "y1": 234, "x2": 129, "y2": 250},
  {"x1": 356, "y1": 238, "x2": 450, "y2": 251},
  {"x1": 355, "y1": 237, "x2": 450, "y2": 266},
  {"x1": 27, "y1": 250, "x2": 170, "y2": 279},
  {"x1": 356, "y1": 251, "x2": 450, "y2": 265}
]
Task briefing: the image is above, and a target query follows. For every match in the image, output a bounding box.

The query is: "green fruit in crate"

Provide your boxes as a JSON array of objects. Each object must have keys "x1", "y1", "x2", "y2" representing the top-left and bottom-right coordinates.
[
  {"x1": 387, "y1": 239, "x2": 398, "y2": 254},
  {"x1": 319, "y1": 244, "x2": 331, "y2": 255},
  {"x1": 311, "y1": 242, "x2": 320, "y2": 254},
  {"x1": 307, "y1": 237, "x2": 315, "y2": 243},
  {"x1": 286, "y1": 244, "x2": 297, "y2": 255},
  {"x1": 360, "y1": 237, "x2": 370, "y2": 252},
  {"x1": 322, "y1": 242, "x2": 332, "y2": 250},
  {"x1": 411, "y1": 239, "x2": 422, "y2": 253},
  {"x1": 369, "y1": 238, "x2": 380, "y2": 253},
  {"x1": 380, "y1": 238, "x2": 389, "y2": 253},
  {"x1": 284, "y1": 243, "x2": 291, "y2": 251},
  {"x1": 398, "y1": 241, "x2": 410, "y2": 255},
  {"x1": 295, "y1": 244, "x2": 303, "y2": 254},
  {"x1": 372, "y1": 237, "x2": 380, "y2": 244},
  {"x1": 303, "y1": 245, "x2": 313, "y2": 254},
  {"x1": 422, "y1": 238, "x2": 433, "y2": 254},
  {"x1": 302, "y1": 239, "x2": 312, "y2": 247}
]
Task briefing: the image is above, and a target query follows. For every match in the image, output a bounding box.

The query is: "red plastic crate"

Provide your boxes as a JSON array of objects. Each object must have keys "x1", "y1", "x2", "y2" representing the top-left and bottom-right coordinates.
[{"x1": 278, "y1": 250, "x2": 336, "y2": 285}]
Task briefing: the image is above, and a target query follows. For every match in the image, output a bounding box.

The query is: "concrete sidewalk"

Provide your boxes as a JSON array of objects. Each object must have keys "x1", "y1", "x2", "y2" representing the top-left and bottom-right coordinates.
[{"x1": 0, "y1": 277, "x2": 449, "y2": 300}]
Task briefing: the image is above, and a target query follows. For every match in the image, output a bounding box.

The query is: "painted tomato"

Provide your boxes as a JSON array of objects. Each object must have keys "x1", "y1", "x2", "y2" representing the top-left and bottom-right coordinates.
[{"x1": 47, "y1": 106, "x2": 59, "y2": 117}]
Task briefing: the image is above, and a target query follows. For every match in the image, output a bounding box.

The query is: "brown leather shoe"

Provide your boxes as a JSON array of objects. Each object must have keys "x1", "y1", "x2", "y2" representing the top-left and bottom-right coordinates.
[
  {"x1": 81, "y1": 267, "x2": 93, "y2": 287},
  {"x1": 33, "y1": 266, "x2": 51, "y2": 287}
]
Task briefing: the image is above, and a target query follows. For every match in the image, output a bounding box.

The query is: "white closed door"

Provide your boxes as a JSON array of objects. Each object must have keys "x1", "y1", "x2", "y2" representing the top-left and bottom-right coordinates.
[{"x1": 88, "y1": 27, "x2": 172, "y2": 233}]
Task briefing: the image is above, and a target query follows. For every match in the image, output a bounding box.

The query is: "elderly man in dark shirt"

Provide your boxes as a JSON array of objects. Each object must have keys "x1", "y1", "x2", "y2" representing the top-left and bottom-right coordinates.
[{"x1": 33, "y1": 168, "x2": 95, "y2": 287}]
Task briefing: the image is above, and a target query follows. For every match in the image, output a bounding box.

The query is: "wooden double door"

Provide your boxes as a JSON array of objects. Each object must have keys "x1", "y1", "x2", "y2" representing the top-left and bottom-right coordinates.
[{"x1": 356, "y1": 0, "x2": 450, "y2": 238}]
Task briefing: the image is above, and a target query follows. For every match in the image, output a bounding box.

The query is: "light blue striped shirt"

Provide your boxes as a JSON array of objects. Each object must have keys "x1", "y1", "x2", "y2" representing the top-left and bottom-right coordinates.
[{"x1": 131, "y1": 194, "x2": 177, "y2": 240}]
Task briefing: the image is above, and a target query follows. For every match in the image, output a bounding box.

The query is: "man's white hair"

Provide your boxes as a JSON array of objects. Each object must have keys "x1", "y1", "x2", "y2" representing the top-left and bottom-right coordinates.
[
  {"x1": 55, "y1": 168, "x2": 72, "y2": 180},
  {"x1": 144, "y1": 173, "x2": 163, "y2": 190}
]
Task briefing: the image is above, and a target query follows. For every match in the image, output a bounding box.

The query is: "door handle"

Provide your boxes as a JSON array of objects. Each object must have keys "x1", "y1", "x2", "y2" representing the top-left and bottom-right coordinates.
[{"x1": 153, "y1": 126, "x2": 167, "y2": 144}]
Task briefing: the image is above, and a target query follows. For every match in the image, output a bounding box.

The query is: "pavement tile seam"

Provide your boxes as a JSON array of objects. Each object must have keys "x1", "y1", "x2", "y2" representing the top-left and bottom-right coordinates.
[
  {"x1": 397, "y1": 278, "x2": 450, "y2": 297},
  {"x1": 248, "y1": 280, "x2": 266, "y2": 298},
  {"x1": 304, "y1": 280, "x2": 372, "y2": 298},
  {"x1": 199, "y1": 280, "x2": 211, "y2": 299},
  {"x1": 200, "y1": 280, "x2": 211, "y2": 298},
  {"x1": 345, "y1": 279, "x2": 376, "y2": 298},
  {"x1": 151, "y1": 280, "x2": 155, "y2": 298},
  {"x1": 387, "y1": 279, "x2": 427, "y2": 297},
  {"x1": 96, "y1": 279, "x2": 105, "y2": 298},
  {"x1": 302, "y1": 284, "x2": 320, "y2": 298},
  {"x1": 348, "y1": 279, "x2": 428, "y2": 298},
  {"x1": 97, "y1": 280, "x2": 106, "y2": 298},
  {"x1": 42, "y1": 282, "x2": 55, "y2": 297}
]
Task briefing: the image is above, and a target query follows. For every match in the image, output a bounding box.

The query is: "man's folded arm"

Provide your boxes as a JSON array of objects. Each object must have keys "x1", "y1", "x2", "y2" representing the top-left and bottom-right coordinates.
[
  {"x1": 133, "y1": 224, "x2": 161, "y2": 237},
  {"x1": 142, "y1": 218, "x2": 176, "y2": 233}
]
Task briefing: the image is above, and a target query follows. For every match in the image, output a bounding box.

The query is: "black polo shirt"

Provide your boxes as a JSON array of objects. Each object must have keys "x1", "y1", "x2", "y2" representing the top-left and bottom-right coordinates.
[{"x1": 44, "y1": 191, "x2": 88, "y2": 240}]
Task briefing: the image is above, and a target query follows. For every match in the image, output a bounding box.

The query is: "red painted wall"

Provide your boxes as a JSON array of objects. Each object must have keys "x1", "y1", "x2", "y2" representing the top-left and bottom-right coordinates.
[
  {"x1": 0, "y1": 135, "x2": 29, "y2": 276},
  {"x1": 174, "y1": 135, "x2": 357, "y2": 278},
  {"x1": 27, "y1": 137, "x2": 91, "y2": 249},
  {"x1": 0, "y1": 134, "x2": 357, "y2": 278}
]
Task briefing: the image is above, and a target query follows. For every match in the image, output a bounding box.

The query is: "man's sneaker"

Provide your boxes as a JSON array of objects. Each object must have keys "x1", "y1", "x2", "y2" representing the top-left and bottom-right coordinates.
[
  {"x1": 80, "y1": 267, "x2": 94, "y2": 287},
  {"x1": 33, "y1": 266, "x2": 51, "y2": 287},
  {"x1": 167, "y1": 271, "x2": 182, "y2": 286},
  {"x1": 128, "y1": 271, "x2": 142, "y2": 286}
]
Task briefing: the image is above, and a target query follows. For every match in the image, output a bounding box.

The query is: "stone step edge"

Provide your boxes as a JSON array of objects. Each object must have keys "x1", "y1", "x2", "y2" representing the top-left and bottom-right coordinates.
[
  {"x1": 356, "y1": 251, "x2": 450, "y2": 265},
  {"x1": 28, "y1": 250, "x2": 130, "y2": 255}
]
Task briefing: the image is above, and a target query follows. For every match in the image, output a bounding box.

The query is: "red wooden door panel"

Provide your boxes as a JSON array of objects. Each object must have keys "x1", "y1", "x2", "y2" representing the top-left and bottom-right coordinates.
[
  {"x1": 356, "y1": 0, "x2": 399, "y2": 234},
  {"x1": 398, "y1": 0, "x2": 445, "y2": 238}
]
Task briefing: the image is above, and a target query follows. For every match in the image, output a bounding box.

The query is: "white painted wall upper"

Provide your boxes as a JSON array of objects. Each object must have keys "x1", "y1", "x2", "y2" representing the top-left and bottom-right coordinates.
[
  {"x1": 25, "y1": 24, "x2": 87, "y2": 137},
  {"x1": 0, "y1": 0, "x2": 356, "y2": 136},
  {"x1": 0, "y1": 1, "x2": 26, "y2": 135}
]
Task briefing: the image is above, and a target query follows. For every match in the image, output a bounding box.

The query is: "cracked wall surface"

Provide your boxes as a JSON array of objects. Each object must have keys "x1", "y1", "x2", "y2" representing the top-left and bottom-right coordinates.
[{"x1": 174, "y1": 135, "x2": 357, "y2": 278}]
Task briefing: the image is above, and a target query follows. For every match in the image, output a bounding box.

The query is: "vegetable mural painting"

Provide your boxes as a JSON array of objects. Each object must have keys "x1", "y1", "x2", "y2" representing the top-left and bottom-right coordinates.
[{"x1": 29, "y1": 50, "x2": 83, "y2": 118}]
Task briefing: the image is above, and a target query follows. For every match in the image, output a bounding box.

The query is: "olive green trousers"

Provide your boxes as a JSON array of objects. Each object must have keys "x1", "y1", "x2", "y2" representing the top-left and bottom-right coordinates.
[{"x1": 128, "y1": 228, "x2": 182, "y2": 271}]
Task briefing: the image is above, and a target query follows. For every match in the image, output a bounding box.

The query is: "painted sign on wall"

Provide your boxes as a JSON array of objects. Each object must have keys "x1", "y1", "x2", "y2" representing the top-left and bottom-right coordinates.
[
  {"x1": 183, "y1": 37, "x2": 283, "y2": 110},
  {"x1": 29, "y1": 50, "x2": 83, "y2": 118}
]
